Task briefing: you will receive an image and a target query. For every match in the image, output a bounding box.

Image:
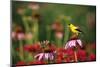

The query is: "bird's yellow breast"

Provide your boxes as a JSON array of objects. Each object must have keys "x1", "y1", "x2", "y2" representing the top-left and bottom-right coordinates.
[
  {"x1": 70, "y1": 28, "x2": 78, "y2": 33},
  {"x1": 69, "y1": 24, "x2": 79, "y2": 33}
]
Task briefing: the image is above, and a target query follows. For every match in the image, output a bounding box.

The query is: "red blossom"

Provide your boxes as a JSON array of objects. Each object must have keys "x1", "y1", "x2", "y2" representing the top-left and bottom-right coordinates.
[
  {"x1": 24, "y1": 45, "x2": 34, "y2": 52},
  {"x1": 56, "y1": 48, "x2": 75, "y2": 62},
  {"x1": 65, "y1": 57, "x2": 71, "y2": 62},
  {"x1": 56, "y1": 48, "x2": 65, "y2": 60},
  {"x1": 56, "y1": 58, "x2": 62, "y2": 64},
  {"x1": 47, "y1": 44, "x2": 56, "y2": 52},
  {"x1": 29, "y1": 61, "x2": 46, "y2": 65},
  {"x1": 57, "y1": 52, "x2": 63, "y2": 59},
  {"x1": 16, "y1": 48, "x2": 19, "y2": 51},
  {"x1": 62, "y1": 49, "x2": 68, "y2": 53},
  {"x1": 64, "y1": 56, "x2": 75, "y2": 62},
  {"x1": 89, "y1": 53, "x2": 96, "y2": 61},
  {"x1": 57, "y1": 48, "x2": 64, "y2": 52},
  {"x1": 16, "y1": 61, "x2": 26, "y2": 66},
  {"x1": 91, "y1": 43, "x2": 96, "y2": 50},
  {"x1": 66, "y1": 48, "x2": 74, "y2": 56},
  {"x1": 24, "y1": 44, "x2": 42, "y2": 52},
  {"x1": 77, "y1": 49, "x2": 87, "y2": 61}
]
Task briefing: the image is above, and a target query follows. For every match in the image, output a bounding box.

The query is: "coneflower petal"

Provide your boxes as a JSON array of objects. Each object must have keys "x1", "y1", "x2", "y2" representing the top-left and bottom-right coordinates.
[
  {"x1": 34, "y1": 53, "x2": 44, "y2": 61},
  {"x1": 44, "y1": 53, "x2": 49, "y2": 60},
  {"x1": 65, "y1": 39, "x2": 82, "y2": 49},
  {"x1": 65, "y1": 42, "x2": 69, "y2": 49},
  {"x1": 49, "y1": 53, "x2": 54, "y2": 60},
  {"x1": 73, "y1": 40, "x2": 76, "y2": 46},
  {"x1": 69, "y1": 41, "x2": 72, "y2": 47},
  {"x1": 77, "y1": 39, "x2": 82, "y2": 47}
]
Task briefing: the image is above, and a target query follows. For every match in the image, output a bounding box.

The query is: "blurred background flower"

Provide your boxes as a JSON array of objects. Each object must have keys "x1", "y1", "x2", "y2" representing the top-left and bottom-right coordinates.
[
  {"x1": 28, "y1": 3, "x2": 40, "y2": 10},
  {"x1": 55, "y1": 32, "x2": 63, "y2": 39}
]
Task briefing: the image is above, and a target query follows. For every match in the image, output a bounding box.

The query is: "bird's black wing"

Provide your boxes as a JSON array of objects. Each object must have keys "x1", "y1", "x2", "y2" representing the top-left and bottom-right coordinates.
[{"x1": 75, "y1": 29, "x2": 82, "y2": 32}]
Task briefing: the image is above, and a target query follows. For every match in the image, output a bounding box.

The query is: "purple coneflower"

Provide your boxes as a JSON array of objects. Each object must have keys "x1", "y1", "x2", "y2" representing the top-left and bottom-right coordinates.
[
  {"x1": 64, "y1": 39, "x2": 82, "y2": 49},
  {"x1": 34, "y1": 52, "x2": 54, "y2": 61},
  {"x1": 64, "y1": 39, "x2": 82, "y2": 62}
]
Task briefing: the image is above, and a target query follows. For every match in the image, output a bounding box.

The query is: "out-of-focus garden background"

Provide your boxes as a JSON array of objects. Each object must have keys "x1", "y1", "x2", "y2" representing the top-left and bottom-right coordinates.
[{"x1": 12, "y1": 1, "x2": 96, "y2": 66}]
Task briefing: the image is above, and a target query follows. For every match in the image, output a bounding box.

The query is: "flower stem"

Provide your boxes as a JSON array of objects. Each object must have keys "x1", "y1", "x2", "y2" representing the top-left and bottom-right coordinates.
[
  {"x1": 32, "y1": 19, "x2": 39, "y2": 43},
  {"x1": 22, "y1": 16, "x2": 33, "y2": 44},
  {"x1": 46, "y1": 25, "x2": 51, "y2": 40},
  {"x1": 63, "y1": 20, "x2": 70, "y2": 46},
  {"x1": 22, "y1": 16, "x2": 30, "y2": 32},
  {"x1": 19, "y1": 40, "x2": 24, "y2": 61},
  {"x1": 55, "y1": 38, "x2": 62, "y2": 47},
  {"x1": 74, "y1": 51, "x2": 78, "y2": 62}
]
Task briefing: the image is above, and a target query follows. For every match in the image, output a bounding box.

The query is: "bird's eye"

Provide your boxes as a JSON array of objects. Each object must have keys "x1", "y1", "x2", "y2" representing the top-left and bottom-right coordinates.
[{"x1": 68, "y1": 24, "x2": 70, "y2": 25}]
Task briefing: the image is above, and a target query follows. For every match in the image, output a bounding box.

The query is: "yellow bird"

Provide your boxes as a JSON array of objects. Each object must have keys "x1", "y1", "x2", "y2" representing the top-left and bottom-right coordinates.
[{"x1": 68, "y1": 24, "x2": 82, "y2": 35}]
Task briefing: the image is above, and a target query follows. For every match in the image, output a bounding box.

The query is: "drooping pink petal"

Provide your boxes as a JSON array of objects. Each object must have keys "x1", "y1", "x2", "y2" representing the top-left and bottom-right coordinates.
[
  {"x1": 65, "y1": 42, "x2": 69, "y2": 49},
  {"x1": 77, "y1": 39, "x2": 82, "y2": 47},
  {"x1": 34, "y1": 53, "x2": 44, "y2": 61},
  {"x1": 69, "y1": 41, "x2": 72, "y2": 47}
]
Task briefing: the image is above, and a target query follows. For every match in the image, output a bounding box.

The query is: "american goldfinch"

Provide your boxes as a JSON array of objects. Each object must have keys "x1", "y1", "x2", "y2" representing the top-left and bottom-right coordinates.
[{"x1": 68, "y1": 24, "x2": 82, "y2": 35}]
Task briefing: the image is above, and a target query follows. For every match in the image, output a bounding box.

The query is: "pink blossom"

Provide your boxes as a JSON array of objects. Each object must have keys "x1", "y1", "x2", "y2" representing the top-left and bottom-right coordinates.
[
  {"x1": 65, "y1": 39, "x2": 82, "y2": 49},
  {"x1": 17, "y1": 7, "x2": 25, "y2": 15},
  {"x1": 11, "y1": 32, "x2": 16, "y2": 38},
  {"x1": 34, "y1": 52, "x2": 54, "y2": 61},
  {"x1": 25, "y1": 32, "x2": 33, "y2": 40},
  {"x1": 34, "y1": 53, "x2": 44, "y2": 61},
  {"x1": 17, "y1": 33, "x2": 25, "y2": 40},
  {"x1": 28, "y1": 3, "x2": 40, "y2": 10},
  {"x1": 55, "y1": 32, "x2": 63, "y2": 39}
]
